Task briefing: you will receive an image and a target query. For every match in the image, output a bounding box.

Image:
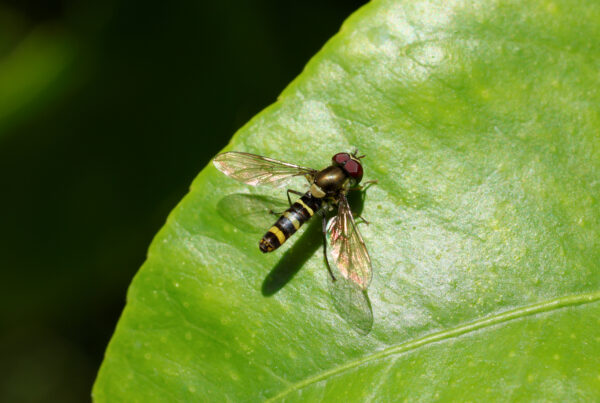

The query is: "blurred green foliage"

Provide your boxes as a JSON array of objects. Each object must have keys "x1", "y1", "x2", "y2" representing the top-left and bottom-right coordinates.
[{"x1": 0, "y1": 1, "x2": 365, "y2": 401}]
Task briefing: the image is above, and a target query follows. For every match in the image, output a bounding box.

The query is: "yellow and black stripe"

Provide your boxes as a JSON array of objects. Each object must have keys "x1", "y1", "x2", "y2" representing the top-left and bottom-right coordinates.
[{"x1": 259, "y1": 192, "x2": 322, "y2": 252}]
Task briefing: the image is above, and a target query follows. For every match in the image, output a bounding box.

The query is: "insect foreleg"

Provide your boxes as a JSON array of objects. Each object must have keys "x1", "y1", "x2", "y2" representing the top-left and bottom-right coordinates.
[
  {"x1": 321, "y1": 211, "x2": 336, "y2": 282},
  {"x1": 349, "y1": 179, "x2": 378, "y2": 192}
]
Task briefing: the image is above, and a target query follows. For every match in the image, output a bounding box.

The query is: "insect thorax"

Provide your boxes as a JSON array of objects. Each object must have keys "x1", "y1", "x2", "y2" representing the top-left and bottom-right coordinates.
[{"x1": 312, "y1": 166, "x2": 349, "y2": 198}]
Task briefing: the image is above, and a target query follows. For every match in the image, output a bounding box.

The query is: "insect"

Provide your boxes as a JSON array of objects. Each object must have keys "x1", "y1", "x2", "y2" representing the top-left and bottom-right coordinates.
[{"x1": 213, "y1": 151, "x2": 375, "y2": 290}]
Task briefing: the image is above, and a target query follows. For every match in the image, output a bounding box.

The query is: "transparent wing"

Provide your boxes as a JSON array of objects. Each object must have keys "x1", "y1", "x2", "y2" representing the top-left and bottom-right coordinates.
[
  {"x1": 216, "y1": 193, "x2": 289, "y2": 234},
  {"x1": 213, "y1": 151, "x2": 316, "y2": 188},
  {"x1": 326, "y1": 194, "x2": 372, "y2": 290}
]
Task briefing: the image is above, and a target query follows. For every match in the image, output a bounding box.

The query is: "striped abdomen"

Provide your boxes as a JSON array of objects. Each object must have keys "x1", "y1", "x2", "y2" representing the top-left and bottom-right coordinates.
[{"x1": 259, "y1": 192, "x2": 322, "y2": 253}]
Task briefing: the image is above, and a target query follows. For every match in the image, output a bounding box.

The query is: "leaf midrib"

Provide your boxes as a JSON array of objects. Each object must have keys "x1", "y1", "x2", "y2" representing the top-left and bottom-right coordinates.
[{"x1": 266, "y1": 290, "x2": 600, "y2": 402}]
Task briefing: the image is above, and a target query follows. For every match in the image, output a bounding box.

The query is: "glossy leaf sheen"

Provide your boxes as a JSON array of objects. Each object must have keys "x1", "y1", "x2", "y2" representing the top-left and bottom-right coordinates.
[{"x1": 94, "y1": 0, "x2": 600, "y2": 401}]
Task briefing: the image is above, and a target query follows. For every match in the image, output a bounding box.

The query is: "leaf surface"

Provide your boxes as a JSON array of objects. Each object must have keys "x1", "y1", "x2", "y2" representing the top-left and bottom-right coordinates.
[{"x1": 93, "y1": 0, "x2": 600, "y2": 400}]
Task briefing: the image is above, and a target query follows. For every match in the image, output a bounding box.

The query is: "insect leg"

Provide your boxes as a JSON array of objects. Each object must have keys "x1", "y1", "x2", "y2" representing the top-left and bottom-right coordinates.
[
  {"x1": 286, "y1": 189, "x2": 304, "y2": 207},
  {"x1": 349, "y1": 179, "x2": 378, "y2": 192},
  {"x1": 268, "y1": 189, "x2": 305, "y2": 215},
  {"x1": 354, "y1": 214, "x2": 370, "y2": 225},
  {"x1": 321, "y1": 211, "x2": 336, "y2": 282}
]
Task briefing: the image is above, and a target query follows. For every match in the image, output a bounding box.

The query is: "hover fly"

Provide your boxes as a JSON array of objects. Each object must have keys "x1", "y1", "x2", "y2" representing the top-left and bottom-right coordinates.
[{"x1": 213, "y1": 151, "x2": 374, "y2": 290}]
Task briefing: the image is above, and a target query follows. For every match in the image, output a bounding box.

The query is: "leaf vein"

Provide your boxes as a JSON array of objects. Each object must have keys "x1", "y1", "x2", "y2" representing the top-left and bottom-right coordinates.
[{"x1": 266, "y1": 291, "x2": 600, "y2": 401}]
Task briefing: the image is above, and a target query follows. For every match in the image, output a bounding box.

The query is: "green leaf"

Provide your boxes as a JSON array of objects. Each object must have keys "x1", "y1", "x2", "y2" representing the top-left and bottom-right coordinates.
[{"x1": 93, "y1": 0, "x2": 600, "y2": 400}]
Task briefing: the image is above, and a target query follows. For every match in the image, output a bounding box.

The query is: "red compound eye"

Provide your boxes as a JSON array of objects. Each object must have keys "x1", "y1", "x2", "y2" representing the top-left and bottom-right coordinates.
[
  {"x1": 344, "y1": 159, "x2": 363, "y2": 182},
  {"x1": 332, "y1": 153, "x2": 351, "y2": 165}
]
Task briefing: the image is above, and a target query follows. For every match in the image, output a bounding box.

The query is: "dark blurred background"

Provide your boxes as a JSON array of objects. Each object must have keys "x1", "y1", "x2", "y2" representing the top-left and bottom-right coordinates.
[{"x1": 0, "y1": 0, "x2": 366, "y2": 401}]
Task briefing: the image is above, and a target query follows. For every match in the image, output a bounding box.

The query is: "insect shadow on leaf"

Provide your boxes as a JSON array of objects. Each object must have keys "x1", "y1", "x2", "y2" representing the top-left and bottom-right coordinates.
[
  {"x1": 328, "y1": 274, "x2": 373, "y2": 335},
  {"x1": 217, "y1": 193, "x2": 324, "y2": 294},
  {"x1": 261, "y1": 218, "x2": 323, "y2": 296},
  {"x1": 262, "y1": 190, "x2": 366, "y2": 296}
]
